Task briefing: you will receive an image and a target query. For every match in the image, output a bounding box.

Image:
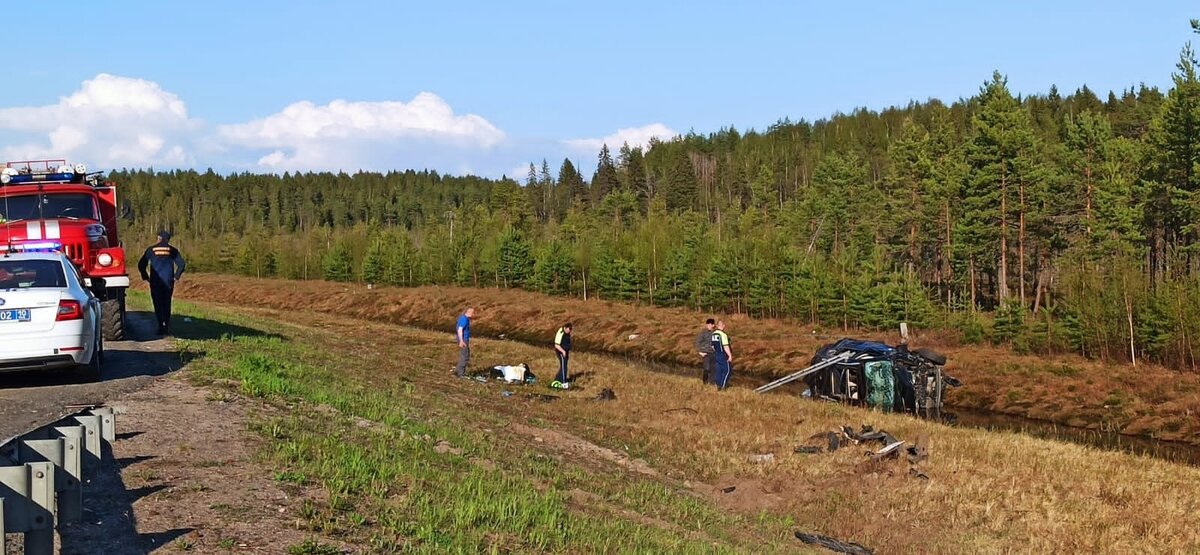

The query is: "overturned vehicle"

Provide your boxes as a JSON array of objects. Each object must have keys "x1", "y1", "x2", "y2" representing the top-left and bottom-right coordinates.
[{"x1": 756, "y1": 339, "x2": 960, "y2": 418}]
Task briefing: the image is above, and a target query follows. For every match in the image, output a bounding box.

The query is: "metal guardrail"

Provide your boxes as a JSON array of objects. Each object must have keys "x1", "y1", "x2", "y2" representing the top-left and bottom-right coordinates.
[{"x1": 0, "y1": 406, "x2": 116, "y2": 555}]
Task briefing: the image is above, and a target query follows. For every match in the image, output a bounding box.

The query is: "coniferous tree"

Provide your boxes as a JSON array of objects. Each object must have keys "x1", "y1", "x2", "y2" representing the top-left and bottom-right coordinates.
[
  {"x1": 557, "y1": 158, "x2": 588, "y2": 210},
  {"x1": 532, "y1": 241, "x2": 576, "y2": 295},
  {"x1": 1144, "y1": 44, "x2": 1200, "y2": 281},
  {"x1": 496, "y1": 228, "x2": 534, "y2": 288},
  {"x1": 591, "y1": 145, "x2": 620, "y2": 205},
  {"x1": 362, "y1": 239, "x2": 386, "y2": 285},
  {"x1": 323, "y1": 242, "x2": 354, "y2": 282}
]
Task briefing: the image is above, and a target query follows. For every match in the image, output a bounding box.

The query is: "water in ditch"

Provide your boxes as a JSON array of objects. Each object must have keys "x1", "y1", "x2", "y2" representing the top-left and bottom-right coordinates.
[{"x1": 617, "y1": 353, "x2": 1200, "y2": 466}]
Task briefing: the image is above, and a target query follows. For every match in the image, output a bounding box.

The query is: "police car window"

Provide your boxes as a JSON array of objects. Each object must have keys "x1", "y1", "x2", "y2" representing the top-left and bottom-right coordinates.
[
  {"x1": 0, "y1": 260, "x2": 67, "y2": 289},
  {"x1": 63, "y1": 261, "x2": 84, "y2": 289}
]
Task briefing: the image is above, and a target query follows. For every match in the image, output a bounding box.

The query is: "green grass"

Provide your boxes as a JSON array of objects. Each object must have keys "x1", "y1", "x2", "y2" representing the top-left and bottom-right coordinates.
[{"x1": 141, "y1": 294, "x2": 795, "y2": 553}]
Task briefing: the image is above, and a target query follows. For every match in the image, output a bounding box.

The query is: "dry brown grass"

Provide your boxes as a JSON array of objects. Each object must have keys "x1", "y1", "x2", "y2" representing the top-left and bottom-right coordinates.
[
  {"x1": 182, "y1": 296, "x2": 1200, "y2": 554},
  {"x1": 172, "y1": 275, "x2": 1200, "y2": 445}
]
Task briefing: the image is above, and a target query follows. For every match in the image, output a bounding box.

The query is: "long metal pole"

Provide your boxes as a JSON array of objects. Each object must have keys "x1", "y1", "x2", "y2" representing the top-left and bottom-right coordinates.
[{"x1": 755, "y1": 351, "x2": 852, "y2": 393}]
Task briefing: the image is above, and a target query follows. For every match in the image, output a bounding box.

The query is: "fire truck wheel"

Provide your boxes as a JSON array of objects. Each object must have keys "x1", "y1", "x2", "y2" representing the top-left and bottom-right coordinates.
[{"x1": 101, "y1": 297, "x2": 126, "y2": 341}]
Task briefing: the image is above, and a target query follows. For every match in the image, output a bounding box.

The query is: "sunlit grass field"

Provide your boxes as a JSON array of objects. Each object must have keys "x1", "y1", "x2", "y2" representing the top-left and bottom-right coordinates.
[
  {"x1": 171, "y1": 274, "x2": 1200, "y2": 446},
  {"x1": 136, "y1": 291, "x2": 1200, "y2": 553}
]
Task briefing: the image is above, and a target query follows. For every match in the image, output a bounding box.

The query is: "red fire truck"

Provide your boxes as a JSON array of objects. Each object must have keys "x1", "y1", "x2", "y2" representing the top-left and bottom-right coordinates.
[{"x1": 0, "y1": 160, "x2": 129, "y2": 339}]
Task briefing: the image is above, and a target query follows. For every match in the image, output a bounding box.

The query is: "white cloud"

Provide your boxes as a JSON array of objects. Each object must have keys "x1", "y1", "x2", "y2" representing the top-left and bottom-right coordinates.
[
  {"x1": 0, "y1": 75, "x2": 649, "y2": 178},
  {"x1": 565, "y1": 123, "x2": 678, "y2": 153},
  {"x1": 507, "y1": 163, "x2": 538, "y2": 181},
  {"x1": 0, "y1": 74, "x2": 198, "y2": 167},
  {"x1": 219, "y1": 93, "x2": 505, "y2": 171}
]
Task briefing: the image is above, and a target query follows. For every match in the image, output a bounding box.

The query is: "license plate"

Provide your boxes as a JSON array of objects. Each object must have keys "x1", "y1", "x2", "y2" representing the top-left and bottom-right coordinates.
[{"x1": 0, "y1": 309, "x2": 31, "y2": 322}]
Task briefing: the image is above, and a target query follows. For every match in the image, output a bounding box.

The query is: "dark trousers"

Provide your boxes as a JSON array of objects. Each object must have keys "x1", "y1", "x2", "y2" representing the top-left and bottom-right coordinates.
[
  {"x1": 149, "y1": 281, "x2": 174, "y2": 330},
  {"x1": 701, "y1": 354, "x2": 715, "y2": 384},
  {"x1": 712, "y1": 356, "x2": 732, "y2": 390},
  {"x1": 455, "y1": 345, "x2": 470, "y2": 377},
  {"x1": 555, "y1": 351, "x2": 569, "y2": 383}
]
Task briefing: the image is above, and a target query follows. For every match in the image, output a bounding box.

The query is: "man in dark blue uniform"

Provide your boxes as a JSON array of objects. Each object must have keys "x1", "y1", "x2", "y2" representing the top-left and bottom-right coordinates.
[
  {"x1": 710, "y1": 320, "x2": 733, "y2": 390},
  {"x1": 138, "y1": 231, "x2": 186, "y2": 335}
]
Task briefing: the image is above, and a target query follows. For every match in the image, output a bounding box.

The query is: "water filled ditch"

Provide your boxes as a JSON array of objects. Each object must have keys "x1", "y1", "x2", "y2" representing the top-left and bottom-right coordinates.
[{"x1": 614, "y1": 353, "x2": 1200, "y2": 466}]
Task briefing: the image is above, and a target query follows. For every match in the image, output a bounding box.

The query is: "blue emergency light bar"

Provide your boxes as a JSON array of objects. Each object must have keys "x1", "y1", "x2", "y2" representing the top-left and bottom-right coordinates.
[
  {"x1": 2, "y1": 172, "x2": 79, "y2": 185},
  {"x1": 1, "y1": 241, "x2": 61, "y2": 253}
]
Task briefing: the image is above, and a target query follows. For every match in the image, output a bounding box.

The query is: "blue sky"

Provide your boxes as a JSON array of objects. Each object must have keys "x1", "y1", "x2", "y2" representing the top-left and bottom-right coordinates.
[{"x1": 0, "y1": 1, "x2": 1195, "y2": 177}]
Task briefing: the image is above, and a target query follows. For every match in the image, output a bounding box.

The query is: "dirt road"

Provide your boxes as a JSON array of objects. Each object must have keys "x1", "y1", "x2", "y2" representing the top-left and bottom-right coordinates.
[{"x1": 0, "y1": 311, "x2": 183, "y2": 440}]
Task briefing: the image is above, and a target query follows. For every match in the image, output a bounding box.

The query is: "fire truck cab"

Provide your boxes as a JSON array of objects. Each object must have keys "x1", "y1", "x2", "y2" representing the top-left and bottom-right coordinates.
[{"x1": 0, "y1": 160, "x2": 129, "y2": 340}]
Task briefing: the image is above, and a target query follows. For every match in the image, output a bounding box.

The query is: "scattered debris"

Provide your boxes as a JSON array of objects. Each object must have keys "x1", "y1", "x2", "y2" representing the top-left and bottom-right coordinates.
[
  {"x1": 870, "y1": 441, "x2": 906, "y2": 461},
  {"x1": 794, "y1": 531, "x2": 874, "y2": 555},
  {"x1": 593, "y1": 388, "x2": 616, "y2": 401},
  {"x1": 501, "y1": 391, "x2": 514, "y2": 398},
  {"x1": 627, "y1": 333, "x2": 640, "y2": 341},
  {"x1": 747, "y1": 453, "x2": 775, "y2": 464},
  {"x1": 720, "y1": 486, "x2": 737, "y2": 494},
  {"x1": 526, "y1": 393, "x2": 559, "y2": 402},
  {"x1": 907, "y1": 432, "x2": 929, "y2": 465},
  {"x1": 825, "y1": 432, "x2": 844, "y2": 452},
  {"x1": 793, "y1": 424, "x2": 933, "y2": 479}
]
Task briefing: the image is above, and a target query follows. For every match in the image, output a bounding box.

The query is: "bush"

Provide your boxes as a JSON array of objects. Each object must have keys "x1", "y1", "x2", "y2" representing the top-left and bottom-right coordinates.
[
  {"x1": 992, "y1": 300, "x2": 1026, "y2": 345},
  {"x1": 957, "y1": 312, "x2": 988, "y2": 345}
]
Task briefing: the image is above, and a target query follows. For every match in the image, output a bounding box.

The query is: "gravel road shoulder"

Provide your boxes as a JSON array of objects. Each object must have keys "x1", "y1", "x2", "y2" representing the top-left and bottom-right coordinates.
[{"x1": 56, "y1": 376, "x2": 333, "y2": 554}]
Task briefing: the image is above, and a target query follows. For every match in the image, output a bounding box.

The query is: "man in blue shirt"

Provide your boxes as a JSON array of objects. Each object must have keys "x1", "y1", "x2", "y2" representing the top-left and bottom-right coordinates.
[
  {"x1": 137, "y1": 231, "x2": 186, "y2": 335},
  {"x1": 453, "y1": 307, "x2": 475, "y2": 378}
]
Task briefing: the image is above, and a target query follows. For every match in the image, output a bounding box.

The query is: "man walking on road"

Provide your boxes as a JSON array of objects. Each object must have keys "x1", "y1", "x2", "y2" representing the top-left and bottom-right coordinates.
[
  {"x1": 453, "y1": 307, "x2": 475, "y2": 378},
  {"x1": 695, "y1": 318, "x2": 716, "y2": 384},
  {"x1": 711, "y1": 320, "x2": 733, "y2": 390},
  {"x1": 551, "y1": 322, "x2": 572, "y2": 389},
  {"x1": 137, "y1": 231, "x2": 186, "y2": 335}
]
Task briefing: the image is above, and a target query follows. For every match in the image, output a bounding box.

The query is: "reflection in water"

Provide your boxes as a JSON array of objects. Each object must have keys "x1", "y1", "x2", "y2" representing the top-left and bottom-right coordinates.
[
  {"x1": 613, "y1": 353, "x2": 1200, "y2": 466},
  {"x1": 942, "y1": 407, "x2": 1200, "y2": 466}
]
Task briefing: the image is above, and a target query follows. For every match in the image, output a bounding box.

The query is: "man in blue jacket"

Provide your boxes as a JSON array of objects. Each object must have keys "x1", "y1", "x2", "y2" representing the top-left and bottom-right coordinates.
[
  {"x1": 137, "y1": 231, "x2": 186, "y2": 335},
  {"x1": 453, "y1": 307, "x2": 475, "y2": 378}
]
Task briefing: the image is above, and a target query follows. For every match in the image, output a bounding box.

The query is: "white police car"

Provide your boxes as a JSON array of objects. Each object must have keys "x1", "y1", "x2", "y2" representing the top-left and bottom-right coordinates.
[{"x1": 0, "y1": 252, "x2": 103, "y2": 378}]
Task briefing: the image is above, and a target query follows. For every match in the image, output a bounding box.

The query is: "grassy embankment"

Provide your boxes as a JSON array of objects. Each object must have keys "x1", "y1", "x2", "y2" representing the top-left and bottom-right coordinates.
[
  {"x1": 175, "y1": 274, "x2": 1200, "y2": 445},
  {"x1": 144, "y1": 297, "x2": 800, "y2": 553},
  {"x1": 141, "y1": 289, "x2": 1200, "y2": 553}
]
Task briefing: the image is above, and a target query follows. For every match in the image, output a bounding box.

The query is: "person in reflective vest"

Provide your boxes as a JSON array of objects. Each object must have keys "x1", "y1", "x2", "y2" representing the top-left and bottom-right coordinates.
[
  {"x1": 710, "y1": 320, "x2": 733, "y2": 390},
  {"x1": 551, "y1": 323, "x2": 572, "y2": 389},
  {"x1": 137, "y1": 230, "x2": 186, "y2": 335}
]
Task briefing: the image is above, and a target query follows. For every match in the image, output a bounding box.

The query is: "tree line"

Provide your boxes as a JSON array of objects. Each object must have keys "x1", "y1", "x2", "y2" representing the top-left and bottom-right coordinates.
[{"x1": 117, "y1": 22, "x2": 1200, "y2": 371}]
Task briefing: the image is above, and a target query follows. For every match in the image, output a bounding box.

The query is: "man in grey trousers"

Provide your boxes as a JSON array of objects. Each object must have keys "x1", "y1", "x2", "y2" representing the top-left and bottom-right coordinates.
[{"x1": 453, "y1": 307, "x2": 476, "y2": 378}]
